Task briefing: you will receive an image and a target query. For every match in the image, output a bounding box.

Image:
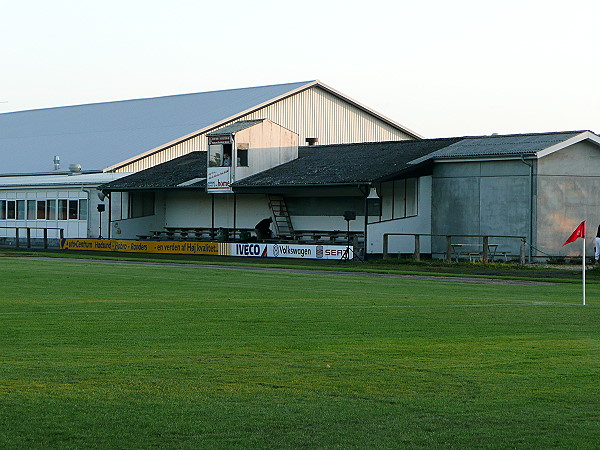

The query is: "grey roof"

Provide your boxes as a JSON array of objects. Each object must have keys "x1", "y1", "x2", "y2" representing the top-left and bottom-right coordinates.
[
  {"x1": 99, "y1": 151, "x2": 207, "y2": 191},
  {"x1": 0, "y1": 172, "x2": 128, "y2": 188},
  {"x1": 0, "y1": 81, "x2": 313, "y2": 174},
  {"x1": 234, "y1": 138, "x2": 462, "y2": 188},
  {"x1": 100, "y1": 131, "x2": 592, "y2": 192},
  {"x1": 206, "y1": 119, "x2": 265, "y2": 136},
  {"x1": 409, "y1": 131, "x2": 583, "y2": 164}
]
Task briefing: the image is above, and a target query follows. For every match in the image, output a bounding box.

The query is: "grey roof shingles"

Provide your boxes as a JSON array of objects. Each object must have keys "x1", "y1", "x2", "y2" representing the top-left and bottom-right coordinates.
[
  {"x1": 409, "y1": 131, "x2": 583, "y2": 164},
  {"x1": 100, "y1": 151, "x2": 207, "y2": 190},
  {"x1": 234, "y1": 138, "x2": 462, "y2": 188}
]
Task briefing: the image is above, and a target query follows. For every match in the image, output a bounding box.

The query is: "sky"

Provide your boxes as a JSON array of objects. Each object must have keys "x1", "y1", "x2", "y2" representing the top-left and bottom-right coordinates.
[{"x1": 1, "y1": 0, "x2": 599, "y2": 138}]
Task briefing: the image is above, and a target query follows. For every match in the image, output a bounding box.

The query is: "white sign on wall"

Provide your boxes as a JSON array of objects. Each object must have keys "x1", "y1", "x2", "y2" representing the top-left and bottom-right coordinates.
[
  {"x1": 207, "y1": 167, "x2": 232, "y2": 193},
  {"x1": 230, "y1": 242, "x2": 352, "y2": 260}
]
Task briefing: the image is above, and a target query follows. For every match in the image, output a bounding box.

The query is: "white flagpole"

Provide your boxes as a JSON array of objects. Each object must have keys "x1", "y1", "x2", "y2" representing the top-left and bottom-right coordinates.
[{"x1": 583, "y1": 236, "x2": 586, "y2": 306}]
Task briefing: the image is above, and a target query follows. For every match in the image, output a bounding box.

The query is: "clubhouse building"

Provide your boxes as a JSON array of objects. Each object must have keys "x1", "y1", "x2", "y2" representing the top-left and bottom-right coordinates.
[{"x1": 1, "y1": 81, "x2": 599, "y2": 260}]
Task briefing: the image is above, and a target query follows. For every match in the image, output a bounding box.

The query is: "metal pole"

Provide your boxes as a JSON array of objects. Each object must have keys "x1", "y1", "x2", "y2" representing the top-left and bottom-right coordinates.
[
  {"x1": 583, "y1": 236, "x2": 586, "y2": 306},
  {"x1": 108, "y1": 193, "x2": 112, "y2": 240},
  {"x1": 211, "y1": 194, "x2": 215, "y2": 240},
  {"x1": 363, "y1": 186, "x2": 369, "y2": 261},
  {"x1": 446, "y1": 236, "x2": 452, "y2": 263}
]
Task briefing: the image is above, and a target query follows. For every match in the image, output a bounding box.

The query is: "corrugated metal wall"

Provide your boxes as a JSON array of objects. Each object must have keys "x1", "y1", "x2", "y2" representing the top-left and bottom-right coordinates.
[{"x1": 114, "y1": 86, "x2": 414, "y2": 173}]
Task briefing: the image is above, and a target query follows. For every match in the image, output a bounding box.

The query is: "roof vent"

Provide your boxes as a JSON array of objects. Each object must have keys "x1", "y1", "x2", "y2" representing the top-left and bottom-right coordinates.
[
  {"x1": 53, "y1": 155, "x2": 60, "y2": 171},
  {"x1": 68, "y1": 163, "x2": 82, "y2": 175},
  {"x1": 306, "y1": 137, "x2": 319, "y2": 146}
]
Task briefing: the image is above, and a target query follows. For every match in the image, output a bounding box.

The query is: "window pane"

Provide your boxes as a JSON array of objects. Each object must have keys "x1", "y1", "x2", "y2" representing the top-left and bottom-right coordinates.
[
  {"x1": 68, "y1": 200, "x2": 78, "y2": 219},
  {"x1": 46, "y1": 200, "x2": 57, "y2": 220},
  {"x1": 37, "y1": 201, "x2": 46, "y2": 220},
  {"x1": 58, "y1": 200, "x2": 67, "y2": 220},
  {"x1": 0, "y1": 200, "x2": 6, "y2": 220},
  {"x1": 237, "y1": 143, "x2": 249, "y2": 166},
  {"x1": 208, "y1": 144, "x2": 222, "y2": 167},
  {"x1": 79, "y1": 199, "x2": 88, "y2": 220},
  {"x1": 405, "y1": 178, "x2": 418, "y2": 216},
  {"x1": 16, "y1": 200, "x2": 25, "y2": 220},
  {"x1": 129, "y1": 192, "x2": 155, "y2": 218},
  {"x1": 27, "y1": 200, "x2": 36, "y2": 220},
  {"x1": 7, "y1": 201, "x2": 16, "y2": 219}
]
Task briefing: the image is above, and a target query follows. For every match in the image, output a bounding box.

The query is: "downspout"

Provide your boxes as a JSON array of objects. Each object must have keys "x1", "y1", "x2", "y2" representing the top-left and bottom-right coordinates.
[
  {"x1": 81, "y1": 187, "x2": 92, "y2": 238},
  {"x1": 362, "y1": 184, "x2": 369, "y2": 261},
  {"x1": 520, "y1": 155, "x2": 534, "y2": 263}
]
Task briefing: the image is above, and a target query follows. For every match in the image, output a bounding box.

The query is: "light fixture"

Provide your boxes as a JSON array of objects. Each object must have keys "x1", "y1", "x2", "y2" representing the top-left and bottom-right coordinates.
[{"x1": 367, "y1": 187, "x2": 379, "y2": 199}]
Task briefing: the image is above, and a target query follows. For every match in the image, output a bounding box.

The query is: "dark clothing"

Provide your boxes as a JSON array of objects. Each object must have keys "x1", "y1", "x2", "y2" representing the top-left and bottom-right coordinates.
[{"x1": 255, "y1": 218, "x2": 273, "y2": 240}]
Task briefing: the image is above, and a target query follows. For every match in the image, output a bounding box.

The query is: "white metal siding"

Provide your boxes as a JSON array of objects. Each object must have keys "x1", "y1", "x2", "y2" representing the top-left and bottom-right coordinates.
[{"x1": 114, "y1": 86, "x2": 414, "y2": 173}]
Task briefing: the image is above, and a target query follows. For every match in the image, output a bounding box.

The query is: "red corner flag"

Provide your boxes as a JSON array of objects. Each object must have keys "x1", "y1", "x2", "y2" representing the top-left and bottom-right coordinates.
[{"x1": 563, "y1": 221, "x2": 586, "y2": 246}]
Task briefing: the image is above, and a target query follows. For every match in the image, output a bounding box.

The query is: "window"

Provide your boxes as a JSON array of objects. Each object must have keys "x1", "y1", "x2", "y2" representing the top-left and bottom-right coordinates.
[
  {"x1": 208, "y1": 144, "x2": 222, "y2": 167},
  {"x1": 79, "y1": 199, "x2": 88, "y2": 220},
  {"x1": 392, "y1": 178, "x2": 418, "y2": 219},
  {"x1": 16, "y1": 200, "x2": 25, "y2": 220},
  {"x1": 129, "y1": 192, "x2": 155, "y2": 218},
  {"x1": 237, "y1": 143, "x2": 249, "y2": 166},
  {"x1": 7, "y1": 201, "x2": 16, "y2": 219},
  {"x1": 36, "y1": 201, "x2": 46, "y2": 220},
  {"x1": 27, "y1": 200, "x2": 36, "y2": 220},
  {"x1": 0, "y1": 200, "x2": 5, "y2": 220},
  {"x1": 58, "y1": 200, "x2": 68, "y2": 220},
  {"x1": 68, "y1": 200, "x2": 78, "y2": 219},
  {"x1": 46, "y1": 200, "x2": 57, "y2": 220}
]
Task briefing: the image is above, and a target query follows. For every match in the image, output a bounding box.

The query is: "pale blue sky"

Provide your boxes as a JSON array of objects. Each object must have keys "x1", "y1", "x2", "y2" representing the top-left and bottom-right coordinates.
[{"x1": 1, "y1": 0, "x2": 598, "y2": 137}]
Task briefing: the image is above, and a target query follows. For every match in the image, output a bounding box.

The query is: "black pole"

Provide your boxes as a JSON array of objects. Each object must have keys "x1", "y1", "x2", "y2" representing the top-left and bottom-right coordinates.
[
  {"x1": 363, "y1": 185, "x2": 369, "y2": 261},
  {"x1": 211, "y1": 194, "x2": 215, "y2": 240},
  {"x1": 108, "y1": 193, "x2": 112, "y2": 240}
]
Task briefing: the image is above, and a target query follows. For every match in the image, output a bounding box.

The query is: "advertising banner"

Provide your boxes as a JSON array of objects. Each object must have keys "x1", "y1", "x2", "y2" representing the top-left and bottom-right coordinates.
[
  {"x1": 61, "y1": 239, "x2": 220, "y2": 255},
  {"x1": 230, "y1": 242, "x2": 351, "y2": 260},
  {"x1": 207, "y1": 167, "x2": 232, "y2": 193},
  {"x1": 61, "y1": 239, "x2": 352, "y2": 260}
]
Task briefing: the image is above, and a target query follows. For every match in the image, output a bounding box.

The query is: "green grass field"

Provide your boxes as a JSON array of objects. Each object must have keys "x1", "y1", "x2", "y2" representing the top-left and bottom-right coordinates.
[{"x1": 0, "y1": 257, "x2": 598, "y2": 448}]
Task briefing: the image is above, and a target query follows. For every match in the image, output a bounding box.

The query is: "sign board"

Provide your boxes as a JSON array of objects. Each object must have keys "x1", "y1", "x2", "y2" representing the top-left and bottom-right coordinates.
[
  {"x1": 208, "y1": 136, "x2": 232, "y2": 145},
  {"x1": 61, "y1": 239, "x2": 351, "y2": 260},
  {"x1": 227, "y1": 242, "x2": 351, "y2": 260},
  {"x1": 61, "y1": 239, "x2": 220, "y2": 255},
  {"x1": 207, "y1": 167, "x2": 232, "y2": 193}
]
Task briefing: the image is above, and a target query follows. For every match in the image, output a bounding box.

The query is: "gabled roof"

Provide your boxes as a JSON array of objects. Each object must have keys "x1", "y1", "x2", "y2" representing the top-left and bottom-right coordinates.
[
  {"x1": 0, "y1": 81, "x2": 312, "y2": 175},
  {"x1": 408, "y1": 131, "x2": 588, "y2": 164},
  {"x1": 100, "y1": 130, "x2": 599, "y2": 192},
  {"x1": 0, "y1": 80, "x2": 421, "y2": 176}
]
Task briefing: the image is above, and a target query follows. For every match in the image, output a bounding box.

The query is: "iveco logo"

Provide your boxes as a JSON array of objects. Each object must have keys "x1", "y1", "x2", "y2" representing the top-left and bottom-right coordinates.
[{"x1": 273, "y1": 244, "x2": 280, "y2": 257}]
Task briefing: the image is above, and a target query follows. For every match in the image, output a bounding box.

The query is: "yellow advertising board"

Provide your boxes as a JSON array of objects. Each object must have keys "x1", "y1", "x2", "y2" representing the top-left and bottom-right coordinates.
[{"x1": 61, "y1": 239, "x2": 220, "y2": 255}]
